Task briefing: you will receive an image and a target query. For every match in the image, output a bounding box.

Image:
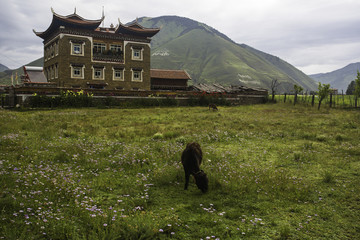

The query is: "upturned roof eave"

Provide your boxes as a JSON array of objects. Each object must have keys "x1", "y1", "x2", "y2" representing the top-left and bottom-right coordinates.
[
  {"x1": 115, "y1": 22, "x2": 160, "y2": 38},
  {"x1": 34, "y1": 9, "x2": 104, "y2": 39}
]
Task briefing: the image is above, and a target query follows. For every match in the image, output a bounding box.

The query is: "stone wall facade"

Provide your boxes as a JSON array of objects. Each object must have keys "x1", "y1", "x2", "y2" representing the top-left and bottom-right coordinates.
[{"x1": 43, "y1": 33, "x2": 152, "y2": 91}]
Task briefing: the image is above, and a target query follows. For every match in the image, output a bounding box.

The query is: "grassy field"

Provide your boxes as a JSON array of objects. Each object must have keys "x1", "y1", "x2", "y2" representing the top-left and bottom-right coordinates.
[{"x1": 1, "y1": 104, "x2": 359, "y2": 239}]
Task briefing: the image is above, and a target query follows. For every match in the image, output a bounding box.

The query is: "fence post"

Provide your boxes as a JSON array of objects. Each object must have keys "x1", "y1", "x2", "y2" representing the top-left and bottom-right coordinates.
[
  {"x1": 329, "y1": 93, "x2": 332, "y2": 108},
  {"x1": 311, "y1": 94, "x2": 315, "y2": 107},
  {"x1": 8, "y1": 86, "x2": 16, "y2": 108},
  {"x1": 284, "y1": 93, "x2": 287, "y2": 103}
]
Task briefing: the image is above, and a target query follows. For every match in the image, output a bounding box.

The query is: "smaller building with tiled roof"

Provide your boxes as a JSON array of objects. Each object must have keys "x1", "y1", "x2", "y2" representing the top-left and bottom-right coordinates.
[{"x1": 150, "y1": 69, "x2": 191, "y2": 90}]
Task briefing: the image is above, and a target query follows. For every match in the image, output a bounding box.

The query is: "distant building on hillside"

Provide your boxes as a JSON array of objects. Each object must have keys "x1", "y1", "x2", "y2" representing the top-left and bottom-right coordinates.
[
  {"x1": 33, "y1": 8, "x2": 160, "y2": 90},
  {"x1": 329, "y1": 88, "x2": 338, "y2": 95}
]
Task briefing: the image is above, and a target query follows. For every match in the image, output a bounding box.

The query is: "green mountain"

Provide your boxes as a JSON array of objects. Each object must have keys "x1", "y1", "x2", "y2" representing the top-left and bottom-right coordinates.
[
  {"x1": 0, "y1": 64, "x2": 9, "y2": 72},
  {"x1": 2, "y1": 16, "x2": 318, "y2": 92},
  {"x1": 310, "y1": 63, "x2": 360, "y2": 92},
  {"x1": 138, "y1": 16, "x2": 317, "y2": 92},
  {"x1": 240, "y1": 44, "x2": 318, "y2": 91}
]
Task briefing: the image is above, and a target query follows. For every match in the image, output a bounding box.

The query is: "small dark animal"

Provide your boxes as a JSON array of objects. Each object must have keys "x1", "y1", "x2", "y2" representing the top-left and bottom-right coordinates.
[
  {"x1": 181, "y1": 142, "x2": 208, "y2": 193},
  {"x1": 208, "y1": 104, "x2": 218, "y2": 111}
]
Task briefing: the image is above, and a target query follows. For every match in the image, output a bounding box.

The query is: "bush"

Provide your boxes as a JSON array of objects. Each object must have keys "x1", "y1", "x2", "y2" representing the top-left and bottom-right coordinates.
[
  {"x1": 27, "y1": 90, "x2": 93, "y2": 108},
  {"x1": 152, "y1": 132, "x2": 164, "y2": 140},
  {"x1": 323, "y1": 171, "x2": 335, "y2": 183},
  {"x1": 187, "y1": 93, "x2": 230, "y2": 106},
  {"x1": 26, "y1": 91, "x2": 232, "y2": 109}
]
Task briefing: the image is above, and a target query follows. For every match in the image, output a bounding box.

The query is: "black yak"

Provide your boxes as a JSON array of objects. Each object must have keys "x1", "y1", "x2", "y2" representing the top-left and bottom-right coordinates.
[{"x1": 181, "y1": 142, "x2": 208, "y2": 193}]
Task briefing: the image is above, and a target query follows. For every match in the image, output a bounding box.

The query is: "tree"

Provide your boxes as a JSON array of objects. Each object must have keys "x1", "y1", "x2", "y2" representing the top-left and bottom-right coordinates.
[
  {"x1": 354, "y1": 70, "x2": 360, "y2": 107},
  {"x1": 317, "y1": 82, "x2": 330, "y2": 110},
  {"x1": 346, "y1": 80, "x2": 355, "y2": 95},
  {"x1": 270, "y1": 78, "x2": 280, "y2": 102},
  {"x1": 293, "y1": 84, "x2": 303, "y2": 105}
]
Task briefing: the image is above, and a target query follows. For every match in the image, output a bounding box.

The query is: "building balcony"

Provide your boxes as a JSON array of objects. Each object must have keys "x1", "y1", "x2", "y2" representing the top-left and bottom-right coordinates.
[{"x1": 93, "y1": 50, "x2": 124, "y2": 63}]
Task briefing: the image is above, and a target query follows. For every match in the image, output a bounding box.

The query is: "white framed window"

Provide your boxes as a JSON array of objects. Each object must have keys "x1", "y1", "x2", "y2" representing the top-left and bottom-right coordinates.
[
  {"x1": 93, "y1": 43, "x2": 106, "y2": 53},
  {"x1": 70, "y1": 40, "x2": 85, "y2": 56},
  {"x1": 73, "y1": 67, "x2": 82, "y2": 77},
  {"x1": 55, "y1": 41, "x2": 59, "y2": 56},
  {"x1": 50, "y1": 66, "x2": 54, "y2": 79},
  {"x1": 133, "y1": 49, "x2": 141, "y2": 59},
  {"x1": 113, "y1": 68, "x2": 124, "y2": 81},
  {"x1": 131, "y1": 68, "x2": 143, "y2": 82},
  {"x1": 92, "y1": 66, "x2": 105, "y2": 80},
  {"x1": 55, "y1": 64, "x2": 58, "y2": 79},
  {"x1": 131, "y1": 47, "x2": 143, "y2": 61},
  {"x1": 73, "y1": 44, "x2": 81, "y2": 54},
  {"x1": 110, "y1": 44, "x2": 122, "y2": 53},
  {"x1": 50, "y1": 45, "x2": 54, "y2": 58},
  {"x1": 70, "y1": 64, "x2": 85, "y2": 79}
]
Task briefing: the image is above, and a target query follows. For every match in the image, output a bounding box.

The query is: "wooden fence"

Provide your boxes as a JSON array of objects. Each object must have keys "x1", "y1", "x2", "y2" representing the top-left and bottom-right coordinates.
[{"x1": 274, "y1": 93, "x2": 358, "y2": 109}]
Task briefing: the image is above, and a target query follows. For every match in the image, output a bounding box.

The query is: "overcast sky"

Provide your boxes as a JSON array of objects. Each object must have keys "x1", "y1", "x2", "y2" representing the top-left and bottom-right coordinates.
[{"x1": 1, "y1": 0, "x2": 360, "y2": 74}]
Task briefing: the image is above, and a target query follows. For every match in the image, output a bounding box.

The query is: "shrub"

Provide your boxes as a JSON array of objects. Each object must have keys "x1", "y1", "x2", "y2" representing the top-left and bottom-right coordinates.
[
  {"x1": 279, "y1": 225, "x2": 291, "y2": 239},
  {"x1": 323, "y1": 171, "x2": 335, "y2": 183},
  {"x1": 316, "y1": 134, "x2": 327, "y2": 142},
  {"x1": 27, "y1": 90, "x2": 93, "y2": 108},
  {"x1": 175, "y1": 136, "x2": 187, "y2": 144},
  {"x1": 335, "y1": 134, "x2": 344, "y2": 142},
  {"x1": 152, "y1": 132, "x2": 164, "y2": 140},
  {"x1": 293, "y1": 151, "x2": 301, "y2": 162}
]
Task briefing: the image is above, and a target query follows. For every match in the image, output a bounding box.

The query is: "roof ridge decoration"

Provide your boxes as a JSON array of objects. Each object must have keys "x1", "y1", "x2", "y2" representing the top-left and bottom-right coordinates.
[
  {"x1": 34, "y1": 9, "x2": 159, "y2": 40},
  {"x1": 50, "y1": 7, "x2": 105, "y2": 23}
]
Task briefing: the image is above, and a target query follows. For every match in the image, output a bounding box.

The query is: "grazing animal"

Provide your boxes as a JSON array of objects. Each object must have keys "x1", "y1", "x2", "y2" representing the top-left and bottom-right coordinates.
[
  {"x1": 208, "y1": 103, "x2": 218, "y2": 111},
  {"x1": 181, "y1": 142, "x2": 208, "y2": 193}
]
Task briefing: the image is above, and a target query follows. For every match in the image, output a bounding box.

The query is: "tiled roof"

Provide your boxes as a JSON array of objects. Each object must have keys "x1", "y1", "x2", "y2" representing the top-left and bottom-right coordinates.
[
  {"x1": 150, "y1": 69, "x2": 191, "y2": 80},
  {"x1": 34, "y1": 9, "x2": 159, "y2": 40},
  {"x1": 190, "y1": 83, "x2": 268, "y2": 94},
  {"x1": 34, "y1": 10, "x2": 103, "y2": 39},
  {"x1": 115, "y1": 22, "x2": 160, "y2": 38}
]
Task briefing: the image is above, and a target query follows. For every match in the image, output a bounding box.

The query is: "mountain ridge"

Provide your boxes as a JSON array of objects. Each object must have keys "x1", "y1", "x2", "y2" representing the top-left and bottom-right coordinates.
[
  {"x1": 138, "y1": 15, "x2": 317, "y2": 92},
  {"x1": 0, "y1": 63, "x2": 9, "y2": 72},
  {"x1": 309, "y1": 62, "x2": 360, "y2": 91}
]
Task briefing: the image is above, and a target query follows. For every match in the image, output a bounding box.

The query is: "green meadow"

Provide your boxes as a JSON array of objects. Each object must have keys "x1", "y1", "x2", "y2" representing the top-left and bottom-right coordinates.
[{"x1": 1, "y1": 103, "x2": 359, "y2": 239}]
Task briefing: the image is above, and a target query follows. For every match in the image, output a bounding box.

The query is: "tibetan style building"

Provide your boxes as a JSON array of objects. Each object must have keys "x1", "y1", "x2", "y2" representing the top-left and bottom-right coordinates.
[{"x1": 33, "y1": 9, "x2": 160, "y2": 90}]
